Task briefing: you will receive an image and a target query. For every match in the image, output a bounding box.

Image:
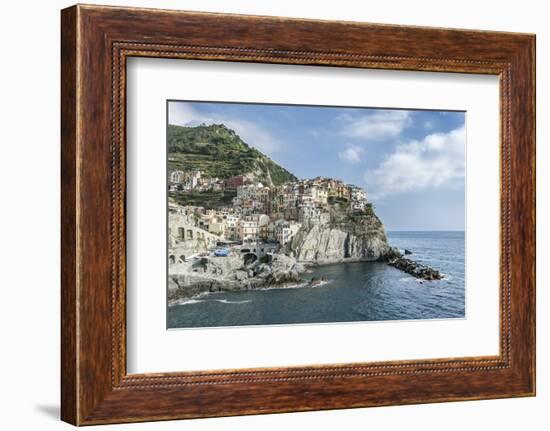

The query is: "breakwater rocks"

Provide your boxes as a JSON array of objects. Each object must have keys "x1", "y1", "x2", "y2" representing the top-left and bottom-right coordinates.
[{"x1": 384, "y1": 249, "x2": 443, "y2": 281}]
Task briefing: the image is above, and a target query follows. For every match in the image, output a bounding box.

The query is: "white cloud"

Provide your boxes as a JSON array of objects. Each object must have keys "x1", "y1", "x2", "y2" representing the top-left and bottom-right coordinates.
[
  {"x1": 168, "y1": 102, "x2": 281, "y2": 154},
  {"x1": 169, "y1": 102, "x2": 204, "y2": 126},
  {"x1": 220, "y1": 119, "x2": 282, "y2": 154},
  {"x1": 339, "y1": 110, "x2": 412, "y2": 141},
  {"x1": 338, "y1": 145, "x2": 364, "y2": 163},
  {"x1": 364, "y1": 126, "x2": 465, "y2": 199}
]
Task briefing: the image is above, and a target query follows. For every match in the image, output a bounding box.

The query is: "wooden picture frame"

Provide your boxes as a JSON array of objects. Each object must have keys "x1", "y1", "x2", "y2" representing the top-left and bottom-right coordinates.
[{"x1": 61, "y1": 4, "x2": 535, "y2": 425}]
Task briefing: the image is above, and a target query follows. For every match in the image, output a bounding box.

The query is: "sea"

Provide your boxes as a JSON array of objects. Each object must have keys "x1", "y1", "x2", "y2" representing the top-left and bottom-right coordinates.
[{"x1": 167, "y1": 231, "x2": 465, "y2": 329}]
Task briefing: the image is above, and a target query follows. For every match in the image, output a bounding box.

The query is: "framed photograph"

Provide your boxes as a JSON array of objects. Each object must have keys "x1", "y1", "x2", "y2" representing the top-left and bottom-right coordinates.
[
  {"x1": 61, "y1": 4, "x2": 536, "y2": 425},
  {"x1": 164, "y1": 101, "x2": 465, "y2": 329}
]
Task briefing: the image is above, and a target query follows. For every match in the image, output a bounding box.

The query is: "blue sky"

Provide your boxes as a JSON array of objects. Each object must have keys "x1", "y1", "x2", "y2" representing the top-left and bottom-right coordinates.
[{"x1": 168, "y1": 101, "x2": 465, "y2": 231}]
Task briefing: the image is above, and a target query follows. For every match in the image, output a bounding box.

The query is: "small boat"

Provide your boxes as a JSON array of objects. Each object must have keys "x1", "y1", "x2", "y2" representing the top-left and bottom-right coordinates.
[{"x1": 214, "y1": 247, "x2": 230, "y2": 257}]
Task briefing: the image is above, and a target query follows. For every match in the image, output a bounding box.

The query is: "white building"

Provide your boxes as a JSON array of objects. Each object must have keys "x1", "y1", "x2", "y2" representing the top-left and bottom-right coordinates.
[
  {"x1": 350, "y1": 185, "x2": 367, "y2": 202},
  {"x1": 349, "y1": 185, "x2": 368, "y2": 211},
  {"x1": 169, "y1": 170, "x2": 186, "y2": 184},
  {"x1": 298, "y1": 206, "x2": 330, "y2": 224},
  {"x1": 351, "y1": 200, "x2": 367, "y2": 212},
  {"x1": 275, "y1": 220, "x2": 302, "y2": 246},
  {"x1": 188, "y1": 170, "x2": 201, "y2": 189},
  {"x1": 225, "y1": 214, "x2": 240, "y2": 240},
  {"x1": 299, "y1": 206, "x2": 321, "y2": 223}
]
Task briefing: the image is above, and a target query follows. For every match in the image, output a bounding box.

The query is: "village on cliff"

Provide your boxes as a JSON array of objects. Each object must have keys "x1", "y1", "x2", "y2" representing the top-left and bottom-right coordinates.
[{"x1": 168, "y1": 169, "x2": 370, "y2": 264}]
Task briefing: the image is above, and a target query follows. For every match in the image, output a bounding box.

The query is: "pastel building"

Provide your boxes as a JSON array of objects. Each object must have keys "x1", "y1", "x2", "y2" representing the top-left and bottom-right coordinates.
[{"x1": 237, "y1": 218, "x2": 259, "y2": 241}]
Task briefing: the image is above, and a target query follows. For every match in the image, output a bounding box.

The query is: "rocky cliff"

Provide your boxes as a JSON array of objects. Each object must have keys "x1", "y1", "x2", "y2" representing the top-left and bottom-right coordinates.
[{"x1": 285, "y1": 209, "x2": 391, "y2": 263}]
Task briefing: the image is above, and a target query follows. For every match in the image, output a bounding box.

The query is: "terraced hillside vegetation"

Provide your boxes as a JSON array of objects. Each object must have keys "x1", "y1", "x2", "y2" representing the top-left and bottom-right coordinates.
[
  {"x1": 167, "y1": 123, "x2": 297, "y2": 186},
  {"x1": 170, "y1": 189, "x2": 237, "y2": 208}
]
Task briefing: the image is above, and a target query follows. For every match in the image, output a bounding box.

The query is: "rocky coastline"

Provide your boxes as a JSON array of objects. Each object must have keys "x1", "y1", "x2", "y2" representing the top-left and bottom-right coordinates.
[
  {"x1": 168, "y1": 249, "x2": 443, "y2": 305},
  {"x1": 168, "y1": 253, "x2": 310, "y2": 304},
  {"x1": 284, "y1": 214, "x2": 442, "y2": 280},
  {"x1": 168, "y1": 206, "x2": 442, "y2": 305}
]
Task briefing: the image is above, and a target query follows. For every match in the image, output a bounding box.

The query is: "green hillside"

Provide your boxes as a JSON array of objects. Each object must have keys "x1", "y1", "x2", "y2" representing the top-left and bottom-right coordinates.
[
  {"x1": 167, "y1": 124, "x2": 297, "y2": 186},
  {"x1": 170, "y1": 189, "x2": 237, "y2": 208}
]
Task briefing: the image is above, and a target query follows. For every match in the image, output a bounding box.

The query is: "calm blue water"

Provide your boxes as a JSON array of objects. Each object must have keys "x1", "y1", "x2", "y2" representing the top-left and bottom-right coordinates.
[{"x1": 167, "y1": 231, "x2": 465, "y2": 329}]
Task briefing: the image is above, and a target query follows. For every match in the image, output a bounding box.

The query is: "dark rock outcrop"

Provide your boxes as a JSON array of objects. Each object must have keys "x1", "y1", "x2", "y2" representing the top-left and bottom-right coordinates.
[{"x1": 383, "y1": 248, "x2": 443, "y2": 281}]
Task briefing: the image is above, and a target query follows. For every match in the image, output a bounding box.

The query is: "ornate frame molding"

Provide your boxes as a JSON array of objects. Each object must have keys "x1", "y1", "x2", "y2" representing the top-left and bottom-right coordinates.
[{"x1": 61, "y1": 5, "x2": 535, "y2": 425}]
